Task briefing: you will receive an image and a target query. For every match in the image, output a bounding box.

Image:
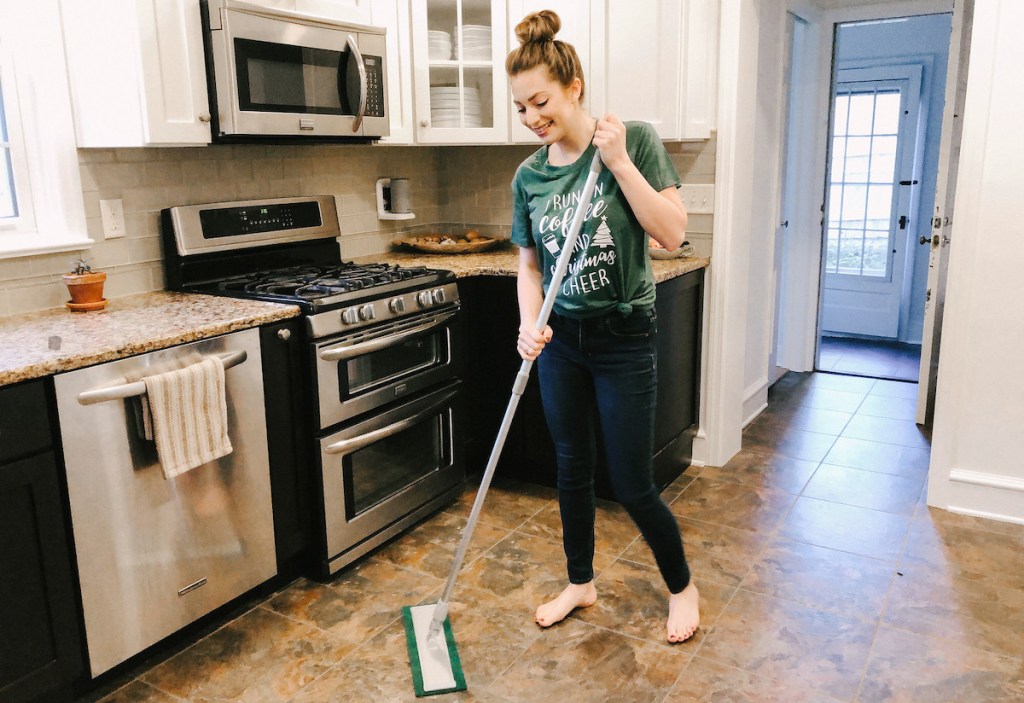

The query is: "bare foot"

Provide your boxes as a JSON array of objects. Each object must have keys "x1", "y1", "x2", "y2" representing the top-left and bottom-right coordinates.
[
  {"x1": 667, "y1": 581, "x2": 700, "y2": 643},
  {"x1": 535, "y1": 582, "x2": 597, "y2": 627}
]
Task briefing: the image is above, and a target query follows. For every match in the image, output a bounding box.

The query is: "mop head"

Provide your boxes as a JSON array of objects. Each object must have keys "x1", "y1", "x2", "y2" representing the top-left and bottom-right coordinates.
[{"x1": 402, "y1": 604, "x2": 467, "y2": 697}]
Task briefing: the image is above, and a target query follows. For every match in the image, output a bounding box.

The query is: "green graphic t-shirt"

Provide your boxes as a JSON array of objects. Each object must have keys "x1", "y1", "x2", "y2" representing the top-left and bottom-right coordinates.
[{"x1": 510, "y1": 121, "x2": 681, "y2": 319}]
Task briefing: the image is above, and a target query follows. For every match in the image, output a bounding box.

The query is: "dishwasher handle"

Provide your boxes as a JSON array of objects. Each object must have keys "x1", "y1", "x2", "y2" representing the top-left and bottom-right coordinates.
[{"x1": 77, "y1": 350, "x2": 247, "y2": 405}]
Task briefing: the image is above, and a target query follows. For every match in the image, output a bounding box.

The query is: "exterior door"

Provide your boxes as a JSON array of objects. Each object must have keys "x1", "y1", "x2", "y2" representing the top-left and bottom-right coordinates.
[
  {"x1": 820, "y1": 64, "x2": 923, "y2": 339},
  {"x1": 918, "y1": 0, "x2": 972, "y2": 425}
]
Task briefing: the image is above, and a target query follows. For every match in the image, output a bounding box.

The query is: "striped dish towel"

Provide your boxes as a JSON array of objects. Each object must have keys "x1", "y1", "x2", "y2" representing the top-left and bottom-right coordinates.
[{"x1": 142, "y1": 356, "x2": 233, "y2": 480}]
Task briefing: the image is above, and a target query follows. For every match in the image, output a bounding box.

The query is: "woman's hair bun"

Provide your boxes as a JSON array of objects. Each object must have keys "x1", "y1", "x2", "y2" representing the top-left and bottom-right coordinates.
[{"x1": 515, "y1": 10, "x2": 560, "y2": 45}]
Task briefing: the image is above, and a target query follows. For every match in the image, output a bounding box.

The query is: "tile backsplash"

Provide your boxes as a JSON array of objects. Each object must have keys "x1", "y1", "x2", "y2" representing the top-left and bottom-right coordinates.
[{"x1": 0, "y1": 137, "x2": 714, "y2": 317}]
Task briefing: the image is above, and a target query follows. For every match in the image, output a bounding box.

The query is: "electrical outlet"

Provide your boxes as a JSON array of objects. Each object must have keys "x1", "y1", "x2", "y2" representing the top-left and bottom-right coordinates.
[
  {"x1": 678, "y1": 185, "x2": 715, "y2": 214},
  {"x1": 100, "y1": 199, "x2": 126, "y2": 239}
]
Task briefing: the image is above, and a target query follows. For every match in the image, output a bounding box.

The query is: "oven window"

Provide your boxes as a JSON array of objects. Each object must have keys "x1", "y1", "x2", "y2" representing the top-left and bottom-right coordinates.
[
  {"x1": 345, "y1": 413, "x2": 449, "y2": 517},
  {"x1": 344, "y1": 330, "x2": 446, "y2": 395},
  {"x1": 234, "y1": 38, "x2": 353, "y2": 114}
]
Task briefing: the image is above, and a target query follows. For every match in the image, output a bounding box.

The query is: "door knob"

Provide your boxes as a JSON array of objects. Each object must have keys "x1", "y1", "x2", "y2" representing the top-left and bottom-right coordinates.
[{"x1": 919, "y1": 236, "x2": 929, "y2": 245}]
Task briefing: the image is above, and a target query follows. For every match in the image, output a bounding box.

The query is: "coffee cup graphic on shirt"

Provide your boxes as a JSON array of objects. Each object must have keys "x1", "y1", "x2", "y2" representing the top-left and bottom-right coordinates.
[{"x1": 542, "y1": 232, "x2": 561, "y2": 256}]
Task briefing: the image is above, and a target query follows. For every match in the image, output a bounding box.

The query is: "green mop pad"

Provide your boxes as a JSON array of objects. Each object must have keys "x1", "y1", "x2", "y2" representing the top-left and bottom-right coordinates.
[{"x1": 402, "y1": 605, "x2": 467, "y2": 697}]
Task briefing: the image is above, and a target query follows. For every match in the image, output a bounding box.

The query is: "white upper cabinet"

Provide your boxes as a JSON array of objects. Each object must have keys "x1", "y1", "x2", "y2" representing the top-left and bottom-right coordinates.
[
  {"x1": 61, "y1": 0, "x2": 213, "y2": 147},
  {"x1": 245, "y1": 0, "x2": 373, "y2": 24},
  {"x1": 371, "y1": 0, "x2": 415, "y2": 143},
  {"x1": 507, "y1": 0, "x2": 594, "y2": 144},
  {"x1": 590, "y1": 0, "x2": 717, "y2": 141},
  {"x1": 410, "y1": 0, "x2": 509, "y2": 144}
]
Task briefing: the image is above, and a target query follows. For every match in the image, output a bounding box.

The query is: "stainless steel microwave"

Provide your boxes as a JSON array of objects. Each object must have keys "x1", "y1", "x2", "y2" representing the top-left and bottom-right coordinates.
[{"x1": 200, "y1": 0, "x2": 389, "y2": 141}]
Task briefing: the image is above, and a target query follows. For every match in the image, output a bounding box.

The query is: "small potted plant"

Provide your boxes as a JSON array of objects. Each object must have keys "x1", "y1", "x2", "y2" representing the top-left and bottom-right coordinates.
[{"x1": 62, "y1": 258, "x2": 108, "y2": 311}]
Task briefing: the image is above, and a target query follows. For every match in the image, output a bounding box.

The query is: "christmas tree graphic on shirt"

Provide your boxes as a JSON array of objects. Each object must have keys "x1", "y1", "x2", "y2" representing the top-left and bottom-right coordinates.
[{"x1": 592, "y1": 216, "x2": 614, "y2": 248}]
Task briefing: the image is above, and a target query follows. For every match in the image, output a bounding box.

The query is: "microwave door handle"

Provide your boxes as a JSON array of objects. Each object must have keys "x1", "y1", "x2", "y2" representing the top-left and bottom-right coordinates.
[
  {"x1": 318, "y1": 310, "x2": 456, "y2": 362},
  {"x1": 77, "y1": 350, "x2": 247, "y2": 405},
  {"x1": 323, "y1": 387, "x2": 458, "y2": 455},
  {"x1": 346, "y1": 34, "x2": 367, "y2": 132}
]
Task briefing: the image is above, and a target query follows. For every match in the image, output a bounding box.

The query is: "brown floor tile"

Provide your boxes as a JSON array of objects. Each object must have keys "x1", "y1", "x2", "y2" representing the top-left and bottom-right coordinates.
[
  {"x1": 742, "y1": 538, "x2": 895, "y2": 619},
  {"x1": 660, "y1": 471, "x2": 697, "y2": 502},
  {"x1": 139, "y1": 607, "x2": 354, "y2": 703},
  {"x1": 779, "y1": 386, "x2": 867, "y2": 413},
  {"x1": 287, "y1": 618, "x2": 501, "y2": 703},
  {"x1": 668, "y1": 475, "x2": 796, "y2": 533},
  {"x1": 264, "y1": 561, "x2": 442, "y2": 644},
  {"x1": 883, "y1": 554, "x2": 1024, "y2": 659},
  {"x1": 457, "y1": 531, "x2": 614, "y2": 611},
  {"x1": 665, "y1": 657, "x2": 848, "y2": 703},
  {"x1": 869, "y1": 379, "x2": 919, "y2": 399},
  {"x1": 778, "y1": 497, "x2": 910, "y2": 561},
  {"x1": 859, "y1": 626, "x2": 1024, "y2": 702},
  {"x1": 904, "y1": 509, "x2": 1024, "y2": 589},
  {"x1": 700, "y1": 449, "x2": 818, "y2": 494},
  {"x1": 741, "y1": 425, "x2": 838, "y2": 463},
  {"x1": 517, "y1": 496, "x2": 641, "y2": 558},
  {"x1": 758, "y1": 403, "x2": 854, "y2": 435},
  {"x1": 823, "y1": 437, "x2": 931, "y2": 478},
  {"x1": 445, "y1": 478, "x2": 557, "y2": 531},
  {"x1": 93, "y1": 681, "x2": 180, "y2": 703},
  {"x1": 490, "y1": 618, "x2": 689, "y2": 703},
  {"x1": 856, "y1": 394, "x2": 918, "y2": 421},
  {"x1": 841, "y1": 415, "x2": 931, "y2": 449},
  {"x1": 697, "y1": 589, "x2": 875, "y2": 701},
  {"x1": 622, "y1": 516, "x2": 772, "y2": 587},
  {"x1": 806, "y1": 373, "x2": 877, "y2": 394},
  {"x1": 802, "y1": 464, "x2": 924, "y2": 515},
  {"x1": 572, "y1": 558, "x2": 735, "y2": 647},
  {"x1": 372, "y1": 509, "x2": 512, "y2": 581}
]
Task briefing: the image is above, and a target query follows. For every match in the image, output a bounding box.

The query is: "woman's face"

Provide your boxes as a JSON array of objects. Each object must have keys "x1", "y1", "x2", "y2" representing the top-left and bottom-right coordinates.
[{"x1": 510, "y1": 66, "x2": 582, "y2": 145}]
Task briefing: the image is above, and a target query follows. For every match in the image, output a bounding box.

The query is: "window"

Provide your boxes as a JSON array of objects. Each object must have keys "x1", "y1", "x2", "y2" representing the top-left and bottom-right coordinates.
[{"x1": 0, "y1": 3, "x2": 90, "y2": 259}]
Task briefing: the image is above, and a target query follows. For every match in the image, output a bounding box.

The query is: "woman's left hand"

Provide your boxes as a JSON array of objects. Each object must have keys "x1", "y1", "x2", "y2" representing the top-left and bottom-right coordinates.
[{"x1": 593, "y1": 113, "x2": 630, "y2": 171}]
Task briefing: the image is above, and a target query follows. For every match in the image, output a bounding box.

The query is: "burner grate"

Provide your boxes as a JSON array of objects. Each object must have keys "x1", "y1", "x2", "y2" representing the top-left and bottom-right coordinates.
[{"x1": 214, "y1": 263, "x2": 435, "y2": 301}]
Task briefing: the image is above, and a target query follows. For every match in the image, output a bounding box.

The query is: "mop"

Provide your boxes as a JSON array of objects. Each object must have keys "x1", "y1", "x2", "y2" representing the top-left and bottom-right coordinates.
[{"x1": 403, "y1": 151, "x2": 604, "y2": 697}]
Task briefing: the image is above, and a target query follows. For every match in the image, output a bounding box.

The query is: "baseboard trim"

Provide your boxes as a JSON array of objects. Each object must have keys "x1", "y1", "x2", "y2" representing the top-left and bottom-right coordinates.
[
  {"x1": 945, "y1": 506, "x2": 1024, "y2": 527},
  {"x1": 949, "y1": 469, "x2": 1024, "y2": 492},
  {"x1": 742, "y1": 377, "x2": 769, "y2": 428}
]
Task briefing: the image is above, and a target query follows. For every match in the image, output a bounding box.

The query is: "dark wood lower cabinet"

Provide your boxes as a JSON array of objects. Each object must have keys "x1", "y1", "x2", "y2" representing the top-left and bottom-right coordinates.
[
  {"x1": 0, "y1": 380, "x2": 82, "y2": 703},
  {"x1": 459, "y1": 269, "x2": 704, "y2": 500}
]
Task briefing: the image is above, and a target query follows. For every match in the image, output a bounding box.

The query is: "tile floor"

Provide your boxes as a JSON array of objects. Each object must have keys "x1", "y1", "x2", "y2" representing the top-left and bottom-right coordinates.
[
  {"x1": 818, "y1": 336, "x2": 922, "y2": 382},
  {"x1": 83, "y1": 372, "x2": 1024, "y2": 703}
]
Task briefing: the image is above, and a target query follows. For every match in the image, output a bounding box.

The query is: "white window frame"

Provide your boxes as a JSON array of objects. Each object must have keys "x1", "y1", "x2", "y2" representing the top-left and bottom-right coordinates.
[{"x1": 0, "y1": 2, "x2": 91, "y2": 259}]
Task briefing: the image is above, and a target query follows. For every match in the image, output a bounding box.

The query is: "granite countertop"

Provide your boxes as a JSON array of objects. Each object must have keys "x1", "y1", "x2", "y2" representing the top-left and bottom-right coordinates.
[
  {"x1": 359, "y1": 244, "x2": 711, "y2": 282},
  {"x1": 0, "y1": 292, "x2": 300, "y2": 386}
]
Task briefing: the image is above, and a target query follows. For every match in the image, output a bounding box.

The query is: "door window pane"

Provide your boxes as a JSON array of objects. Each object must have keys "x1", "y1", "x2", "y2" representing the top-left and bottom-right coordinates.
[
  {"x1": 825, "y1": 86, "x2": 901, "y2": 278},
  {"x1": 0, "y1": 76, "x2": 17, "y2": 219}
]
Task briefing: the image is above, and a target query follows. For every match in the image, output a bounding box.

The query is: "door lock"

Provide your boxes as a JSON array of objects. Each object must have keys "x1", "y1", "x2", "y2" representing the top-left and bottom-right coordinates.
[{"x1": 899, "y1": 215, "x2": 908, "y2": 230}]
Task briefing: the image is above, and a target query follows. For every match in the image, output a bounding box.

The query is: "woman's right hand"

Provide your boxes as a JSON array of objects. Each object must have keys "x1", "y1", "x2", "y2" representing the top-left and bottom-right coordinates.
[{"x1": 517, "y1": 323, "x2": 553, "y2": 361}]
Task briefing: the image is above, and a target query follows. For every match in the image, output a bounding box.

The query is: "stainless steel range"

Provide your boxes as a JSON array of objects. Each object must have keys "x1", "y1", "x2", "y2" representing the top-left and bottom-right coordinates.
[{"x1": 162, "y1": 195, "x2": 464, "y2": 576}]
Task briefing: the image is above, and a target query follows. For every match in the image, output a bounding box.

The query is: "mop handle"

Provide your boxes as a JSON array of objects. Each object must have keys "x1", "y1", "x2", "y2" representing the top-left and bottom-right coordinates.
[{"x1": 428, "y1": 152, "x2": 604, "y2": 639}]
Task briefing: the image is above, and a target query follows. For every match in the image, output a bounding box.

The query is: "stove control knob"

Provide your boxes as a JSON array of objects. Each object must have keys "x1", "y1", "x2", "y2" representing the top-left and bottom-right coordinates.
[
  {"x1": 358, "y1": 304, "x2": 376, "y2": 321},
  {"x1": 417, "y1": 290, "x2": 433, "y2": 308},
  {"x1": 341, "y1": 307, "x2": 359, "y2": 325},
  {"x1": 432, "y1": 288, "x2": 447, "y2": 305},
  {"x1": 388, "y1": 297, "x2": 406, "y2": 314}
]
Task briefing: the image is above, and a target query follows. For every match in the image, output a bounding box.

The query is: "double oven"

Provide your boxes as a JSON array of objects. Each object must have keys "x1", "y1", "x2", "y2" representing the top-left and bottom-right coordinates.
[{"x1": 163, "y1": 195, "x2": 463, "y2": 576}]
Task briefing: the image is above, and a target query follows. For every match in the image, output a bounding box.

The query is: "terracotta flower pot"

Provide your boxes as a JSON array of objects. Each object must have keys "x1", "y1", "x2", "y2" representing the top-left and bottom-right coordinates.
[{"x1": 63, "y1": 271, "x2": 108, "y2": 311}]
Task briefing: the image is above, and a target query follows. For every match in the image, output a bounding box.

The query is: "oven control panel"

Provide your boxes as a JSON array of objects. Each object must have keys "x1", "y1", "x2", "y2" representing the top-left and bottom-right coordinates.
[{"x1": 307, "y1": 282, "x2": 460, "y2": 339}]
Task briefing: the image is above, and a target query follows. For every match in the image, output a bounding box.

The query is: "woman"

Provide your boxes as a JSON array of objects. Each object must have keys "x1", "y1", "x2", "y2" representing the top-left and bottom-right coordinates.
[{"x1": 506, "y1": 10, "x2": 700, "y2": 643}]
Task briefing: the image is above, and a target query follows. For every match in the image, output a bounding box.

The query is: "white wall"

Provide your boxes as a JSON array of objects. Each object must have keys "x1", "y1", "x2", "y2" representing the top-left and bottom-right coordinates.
[
  {"x1": 835, "y1": 14, "x2": 952, "y2": 344},
  {"x1": 928, "y1": 0, "x2": 1024, "y2": 524}
]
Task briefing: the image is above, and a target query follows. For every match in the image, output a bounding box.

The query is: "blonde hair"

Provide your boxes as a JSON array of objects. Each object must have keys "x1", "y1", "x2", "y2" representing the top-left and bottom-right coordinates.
[{"x1": 505, "y1": 10, "x2": 585, "y2": 101}]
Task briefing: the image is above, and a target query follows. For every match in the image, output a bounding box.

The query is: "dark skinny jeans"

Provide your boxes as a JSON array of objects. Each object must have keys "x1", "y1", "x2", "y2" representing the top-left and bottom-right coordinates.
[{"x1": 536, "y1": 307, "x2": 691, "y2": 594}]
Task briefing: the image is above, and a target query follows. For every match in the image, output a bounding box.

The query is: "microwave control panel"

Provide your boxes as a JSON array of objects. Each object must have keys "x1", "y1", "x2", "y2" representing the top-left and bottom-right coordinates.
[{"x1": 364, "y1": 55, "x2": 384, "y2": 118}]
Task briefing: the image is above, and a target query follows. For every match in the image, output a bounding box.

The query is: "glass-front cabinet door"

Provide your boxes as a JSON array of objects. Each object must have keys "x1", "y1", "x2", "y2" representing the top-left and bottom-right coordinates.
[{"x1": 410, "y1": 0, "x2": 508, "y2": 143}]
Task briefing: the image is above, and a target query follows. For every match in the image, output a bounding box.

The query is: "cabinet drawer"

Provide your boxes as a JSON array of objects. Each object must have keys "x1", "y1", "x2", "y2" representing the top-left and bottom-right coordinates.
[{"x1": 0, "y1": 381, "x2": 52, "y2": 464}]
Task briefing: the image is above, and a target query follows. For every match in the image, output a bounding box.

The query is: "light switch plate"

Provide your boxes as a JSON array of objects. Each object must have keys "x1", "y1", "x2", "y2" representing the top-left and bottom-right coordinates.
[
  {"x1": 99, "y1": 199, "x2": 126, "y2": 239},
  {"x1": 678, "y1": 185, "x2": 715, "y2": 214}
]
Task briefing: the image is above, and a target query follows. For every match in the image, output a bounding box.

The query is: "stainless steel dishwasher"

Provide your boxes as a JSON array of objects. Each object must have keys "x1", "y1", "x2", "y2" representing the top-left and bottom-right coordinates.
[{"x1": 53, "y1": 328, "x2": 277, "y2": 676}]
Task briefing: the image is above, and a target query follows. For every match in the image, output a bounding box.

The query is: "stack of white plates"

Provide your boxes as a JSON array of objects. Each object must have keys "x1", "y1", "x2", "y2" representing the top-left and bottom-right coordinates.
[
  {"x1": 454, "y1": 24, "x2": 491, "y2": 60},
  {"x1": 427, "y1": 30, "x2": 452, "y2": 60},
  {"x1": 430, "y1": 86, "x2": 483, "y2": 128}
]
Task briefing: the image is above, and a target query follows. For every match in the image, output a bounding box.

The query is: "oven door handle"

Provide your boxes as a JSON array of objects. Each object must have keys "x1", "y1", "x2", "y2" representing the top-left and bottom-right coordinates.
[
  {"x1": 318, "y1": 310, "x2": 457, "y2": 362},
  {"x1": 323, "y1": 387, "x2": 458, "y2": 455}
]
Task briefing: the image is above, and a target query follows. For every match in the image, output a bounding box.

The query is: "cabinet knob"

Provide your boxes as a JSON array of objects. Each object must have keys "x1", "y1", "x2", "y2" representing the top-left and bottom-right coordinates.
[
  {"x1": 420, "y1": 119, "x2": 429, "y2": 127},
  {"x1": 198, "y1": 112, "x2": 212, "y2": 123},
  {"x1": 277, "y1": 328, "x2": 291, "y2": 341}
]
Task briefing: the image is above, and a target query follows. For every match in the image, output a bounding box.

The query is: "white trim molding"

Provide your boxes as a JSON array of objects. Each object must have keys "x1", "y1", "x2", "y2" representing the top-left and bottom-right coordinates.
[
  {"x1": 742, "y1": 376, "x2": 769, "y2": 428},
  {"x1": 949, "y1": 469, "x2": 1024, "y2": 493}
]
